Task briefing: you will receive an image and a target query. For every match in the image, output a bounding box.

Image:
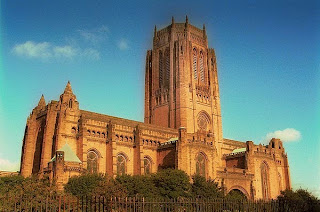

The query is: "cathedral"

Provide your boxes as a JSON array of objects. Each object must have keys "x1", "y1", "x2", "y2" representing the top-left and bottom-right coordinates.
[{"x1": 20, "y1": 17, "x2": 291, "y2": 200}]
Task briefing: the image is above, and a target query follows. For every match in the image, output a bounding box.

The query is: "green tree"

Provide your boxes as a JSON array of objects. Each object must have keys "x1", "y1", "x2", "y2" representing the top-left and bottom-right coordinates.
[
  {"x1": 191, "y1": 175, "x2": 223, "y2": 198},
  {"x1": 64, "y1": 173, "x2": 125, "y2": 198},
  {"x1": 151, "y1": 169, "x2": 191, "y2": 199},
  {"x1": 116, "y1": 174, "x2": 158, "y2": 197},
  {"x1": 277, "y1": 189, "x2": 320, "y2": 212}
]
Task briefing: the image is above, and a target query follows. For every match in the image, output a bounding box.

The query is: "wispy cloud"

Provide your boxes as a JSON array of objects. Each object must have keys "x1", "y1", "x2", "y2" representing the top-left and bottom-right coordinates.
[
  {"x1": 78, "y1": 25, "x2": 109, "y2": 44},
  {"x1": 12, "y1": 41, "x2": 100, "y2": 61},
  {"x1": 261, "y1": 128, "x2": 301, "y2": 144},
  {"x1": 117, "y1": 39, "x2": 129, "y2": 50},
  {"x1": 12, "y1": 41, "x2": 52, "y2": 59},
  {"x1": 0, "y1": 158, "x2": 20, "y2": 172}
]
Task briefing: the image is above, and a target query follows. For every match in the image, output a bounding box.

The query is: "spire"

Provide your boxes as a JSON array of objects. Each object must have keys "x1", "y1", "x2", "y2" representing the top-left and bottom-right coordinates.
[
  {"x1": 203, "y1": 24, "x2": 207, "y2": 38},
  {"x1": 154, "y1": 25, "x2": 157, "y2": 37},
  {"x1": 37, "y1": 94, "x2": 46, "y2": 107},
  {"x1": 203, "y1": 24, "x2": 206, "y2": 31},
  {"x1": 172, "y1": 16, "x2": 175, "y2": 25},
  {"x1": 186, "y1": 15, "x2": 189, "y2": 24},
  {"x1": 64, "y1": 81, "x2": 73, "y2": 94}
]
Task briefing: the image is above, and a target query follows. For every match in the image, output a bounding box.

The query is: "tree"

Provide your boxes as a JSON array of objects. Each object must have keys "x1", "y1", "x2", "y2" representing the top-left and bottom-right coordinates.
[
  {"x1": 151, "y1": 169, "x2": 191, "y2": 198},
  {"x1": 277, "y1": 189, "x2": 320, "y2": 212},
  {"x1": 64, "y1": 173, "x2": 125, "y2": 198},
  {"x1": 116, "y1": 174, "x2": 158, "y2": 197},
  {"x1": 191, "y1": 175, "x2": 223, "y2": 198}
]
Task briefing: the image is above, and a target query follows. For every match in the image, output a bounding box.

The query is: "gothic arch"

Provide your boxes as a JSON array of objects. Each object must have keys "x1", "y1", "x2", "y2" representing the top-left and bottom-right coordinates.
[
  {"x1": 197, "y1": 111, "x2": 211, "y2": 131},
  {"x1": 116, "y1": 152, "x2": 129, "y2": 175},
  {"x1": 195, "y1": 152, "x2": 208, "y2": 177},
  {"x1": 261, "y1": 161, "x2": 270, "y2": 200},
  {"x1": 87, "y1": 149, "x2": 101, "y2": 174},
  {"x1": 192, "y1": 48, "x2": 198, "y2": 80},
  {"x1": 143, "y1": 155, "x2": 153, "y2": 175},
  {"x1": 227, "y1": 186, "x2": 250, "y2": 199}
]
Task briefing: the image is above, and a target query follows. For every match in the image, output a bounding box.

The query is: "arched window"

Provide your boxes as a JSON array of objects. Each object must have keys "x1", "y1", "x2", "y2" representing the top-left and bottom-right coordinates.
[
  {"x1": 71, "y1": 127, "x2": 76, "y2": 134},
  {"x1": 165, "y1": 48, "x2": 170, "y2": 87},
  {"x1": 193, "y1": 48, "x2": 197, "y2": 80},
  {"x1": 144, "y1": 156, "x2": 152, "y2": 175},
  {"x1": 278, "y1": 172, "x2": 282, "y2": 191},
  {"x1": 196, "y1": 152, "x2": 206, "y2": 177},
  {"x1": 261, "y1": 162, "x2": 270, "y2": 199},
  {"x1": 87, "y1": 151, "x2": 98, "y2": 173},
  {"x1": 69, "y1": 99, "x2": 73, "y2": 108},
  {"x1": 117, "y1": 154, "x2": 127, "y2": 175},
  {"x1": 159, "y1": 51, "x2": 163, "y2": 87},
  {"x1": 199, "y1": 51, "x2": 204, "y2": 82}
]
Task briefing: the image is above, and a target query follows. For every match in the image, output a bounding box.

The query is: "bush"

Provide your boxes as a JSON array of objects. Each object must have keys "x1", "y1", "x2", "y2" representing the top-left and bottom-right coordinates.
[
  {"x1": 191, "y1": 175, "x2": 223, "y2": 198},
  {"x1": 0, "y1": 175, "x2": 56, "y2": 199},
  {"x1": 151, "y1": 169, "x2": 191, "y2": 198},
  {"x1": 116, "y1": 174, "x2": 158, "y2": 198},
  {"x1": 64, "y1": 173, "x2": 125, "y2": 198},
  {"x1": 277, "y1": 189, "x2": 320, "y2": 212}
]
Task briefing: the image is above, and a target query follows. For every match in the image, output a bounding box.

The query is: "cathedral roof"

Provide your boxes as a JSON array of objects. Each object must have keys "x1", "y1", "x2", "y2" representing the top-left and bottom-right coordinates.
[
  {"x1": 63, "y1": 81, "x2": 73, "y2": 94},
  {"x1": 50, "y1": 143, "x2": 82, "y2": 163}
]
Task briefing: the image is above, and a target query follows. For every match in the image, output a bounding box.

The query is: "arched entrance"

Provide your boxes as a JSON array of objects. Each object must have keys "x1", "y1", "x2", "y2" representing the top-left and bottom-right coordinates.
[{"x1": 226, "y1": 186, "x2": 249, "y2": 200}]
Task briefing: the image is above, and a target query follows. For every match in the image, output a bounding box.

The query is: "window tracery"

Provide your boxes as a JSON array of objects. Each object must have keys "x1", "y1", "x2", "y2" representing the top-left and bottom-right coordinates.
[{"x1": 87, "y1": 151, "x2": 98, "y2": 174}]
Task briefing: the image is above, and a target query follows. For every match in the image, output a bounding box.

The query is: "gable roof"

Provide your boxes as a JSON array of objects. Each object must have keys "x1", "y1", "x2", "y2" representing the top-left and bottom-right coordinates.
[{"x1": 50, "y1": 143, "x2": 82, "y2": 163}]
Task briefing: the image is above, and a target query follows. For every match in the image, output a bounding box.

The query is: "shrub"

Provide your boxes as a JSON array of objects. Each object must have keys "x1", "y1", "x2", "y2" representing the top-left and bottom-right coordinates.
[
  {"x1": 277, "y1": 189, "x2": 320, "y2": 212},
  {"x1": 191, "y1": 175, "x2": 223, "y2": 198},
  {"x1": 64, "y1": 173, "x2": 125, "y2": 198},
  {"x1": 151, "y1": 169, "x2": 191, "y2": 198}
]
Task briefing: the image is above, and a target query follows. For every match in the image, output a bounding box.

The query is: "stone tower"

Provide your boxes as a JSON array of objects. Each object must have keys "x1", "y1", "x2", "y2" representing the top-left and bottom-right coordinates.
[{"x1": 144, "y1": 16, "x2": 222, "y2": 142}]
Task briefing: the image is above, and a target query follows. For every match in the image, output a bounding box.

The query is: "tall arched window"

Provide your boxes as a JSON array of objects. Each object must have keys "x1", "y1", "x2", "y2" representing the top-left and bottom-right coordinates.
[
  {"x1": 69, "y1": 99, "x2": 73, "y2": 108},
  {"x1": 278, "y1": 172, "x2": 282, "y2": 191},
  {"x1": 165, "y1": 48, "x2": 170, "y2": 87},
  {"x1": 193, "y1": 48, "x2": 197, "y2": 80},
  {"x1": 261, "y1": 162, "x2": 270, "y2": 199},
  {"x1": 117, "y1": 154, "x2": 127, "y2": 175},
  {"x1": 144, "y1": 156, "x2": 152, "y2": 174},
  {"x1": 87, "y1": 151, "x2": 98, "y2": 174},
  {"x1": 196, "y1": 153, "x2": 206, "y2": 177},
  {"x1": 159, "y1": 51, "x2": 163, "y2": 87},
  {"x1": 199, "y1": 51, "x2": 204, "y2": 82}
]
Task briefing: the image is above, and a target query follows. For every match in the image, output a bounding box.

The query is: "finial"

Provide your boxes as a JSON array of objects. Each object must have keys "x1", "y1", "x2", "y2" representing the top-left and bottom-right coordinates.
[
  {"x1": 172, "y1": 16, "x2": 175, "y2": 25},
  {"x1": 38, "y1": 94, "x2": 46, "y2": 107},
  {"x1": 203, "y1": 24, "x2": 206, "y2": 31},
  {"x1": 186, "y1": 15, "x2": 189, "y2": 24},
  {"x1": 64, "y1": 81, "x2": 73, "y2": 94},
  {"x1": 154, "y1": 25, "x2": 157, "y2": 37}
]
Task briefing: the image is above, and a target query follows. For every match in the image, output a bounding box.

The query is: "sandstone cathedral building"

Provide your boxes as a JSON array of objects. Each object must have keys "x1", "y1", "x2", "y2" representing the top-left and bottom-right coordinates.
[{"x1": 20, "y1": 17, "x2": 291, "y2": 200}]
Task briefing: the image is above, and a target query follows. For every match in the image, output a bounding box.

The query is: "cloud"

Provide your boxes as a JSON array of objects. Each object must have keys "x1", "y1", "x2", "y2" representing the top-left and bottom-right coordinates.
[
  {"x1": 12, "y1": 41, "x2": 100, "y2": 61},
  {"x1": 78, "y1": 25, "x2": 109, "y2": 44},
  {"x1": 262, "y1": 128, "x2": 301, "y2": 143},
  {"x1": 12, "y1": 41, "x2": 52, "y2": 59},
  {"x1": 117, "y1": 39, "x2": 129, "y2": 50},
  {"x1": 54, "y1": 45, "x2": 78, "y2": 58},
  {"x1": 82, "y1": 48, "x2": 100, "y2": 60},
  {"x1": 0, "y1": 158, "x2": 20, "y2": 172}
]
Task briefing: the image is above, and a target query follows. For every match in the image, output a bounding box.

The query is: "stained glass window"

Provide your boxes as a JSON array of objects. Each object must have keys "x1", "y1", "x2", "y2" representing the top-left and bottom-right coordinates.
[
  {"x1": 200, "y1": 51, "x2": 204, "y2": 82},
  {"x1": 144, "y1": 157, "x2": 151, "y2": 174},
  {"x1": 193, "y1": 48, "x2": 197, "y2": 80},
  {"x1": 117, "y1": 154, "x2": 126, "y2": 175},
  {"x1": 196, "y1": 153, "x2": 206, "y2": 177},
  {"x1": 261, "y1": 162, "x2": 269, "y2": 199},
  {"x1": 87, "y1": 151, "x2": 98, "y2": 174}
]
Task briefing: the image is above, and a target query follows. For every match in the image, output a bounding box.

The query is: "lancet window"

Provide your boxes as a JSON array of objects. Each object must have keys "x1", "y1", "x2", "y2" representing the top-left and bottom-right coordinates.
[{"x1": 87, "y1": 151, "x2": 98, "y2": 174}]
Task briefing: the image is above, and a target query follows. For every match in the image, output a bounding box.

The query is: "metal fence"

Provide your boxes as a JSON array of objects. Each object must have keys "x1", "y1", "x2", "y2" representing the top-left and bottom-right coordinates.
[{"x1": 0, "y1": 195, "x2": 315, "y2": 211}]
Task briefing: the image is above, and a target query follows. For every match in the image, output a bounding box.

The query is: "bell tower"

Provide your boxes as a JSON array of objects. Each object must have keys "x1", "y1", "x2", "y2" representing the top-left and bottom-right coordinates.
[{"x1": 144, "y1": 17, "x2": 223, "y2": 142}]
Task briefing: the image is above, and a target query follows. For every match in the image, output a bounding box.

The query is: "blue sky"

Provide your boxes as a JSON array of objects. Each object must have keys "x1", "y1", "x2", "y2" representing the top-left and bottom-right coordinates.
[{"x1": 1, "y1": 0, "x2": 319, "y2": 196}]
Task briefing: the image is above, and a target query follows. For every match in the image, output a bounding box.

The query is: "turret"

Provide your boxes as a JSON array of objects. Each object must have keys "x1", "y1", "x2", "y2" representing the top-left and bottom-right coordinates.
[
  {"x1": 37, "y1": 94, "x2": 46, "y2": 108},
  {"x1": 59, "y1": 81, "x2": 79, "y2": 110}
]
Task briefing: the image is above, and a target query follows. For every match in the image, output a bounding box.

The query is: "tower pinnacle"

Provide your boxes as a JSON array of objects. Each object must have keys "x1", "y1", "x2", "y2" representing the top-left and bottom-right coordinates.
[
  {"x1": 37, "y1": 94, "x2": 46, "y2": 107},
  {"x1": 64, "y1": 81, "x2": 73, "y2": 94}
]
